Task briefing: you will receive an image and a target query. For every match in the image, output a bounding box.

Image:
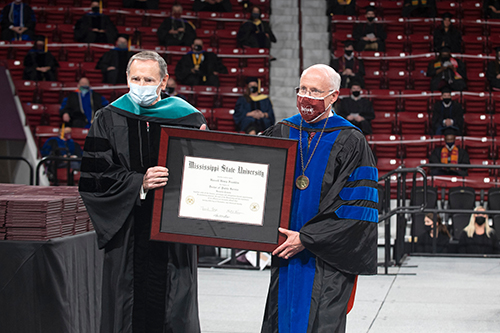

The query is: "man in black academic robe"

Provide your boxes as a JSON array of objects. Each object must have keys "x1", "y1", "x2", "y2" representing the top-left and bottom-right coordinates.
[
  {"x1": 157, "y1": 4, "x2": 196, "y2": 47},
  {"x1": 23, "y1": 36, "x2": 58, "y2": 81},
  {"x1": 486, "y1": 46, "x2": 500, "y2": 90},
  {"x1": 336, "y1": 82, "x2": 374, "y2": 135},
  {"x1": 402, "y1": 0, "x2": 437, "y2": 17},
  {"x1": 353, "y1": 6, "x2": 386, "y2": 52},
  {"x1": 74, "y1": 1, "x2": 118, "y2": 44},
  {"x1": 96, "y1": 35, "x2": 136, "y2": 84},
  {"x1": 0, "y1": 0, "x2": 36, "y2": 41},
  {"x1": 193, "y1": 0, "x2": 232, "y2": 12},
  {"x1": 431, "y1": 87, "x2": 464, "y2": 135},
  {"x1": 175, "y1": 38, "x2": 227, "y2": 87},
  {"x1": 429, "y1": 129, "x2": 470, "y2": 176},
  {"x1": 433, "y1": 12, "x2": 462, "y2": 53},
  {"x1": 261, "y1": 64, "x2": 378, "y2": 333},
  {"x1": 79, "y1": 51, "x2": 206, "y2": 333},
  {"x1": 237, "y1": 6, "x2": 277, "y2": 49},
  {"x1": 331, "y1": 40, "x2": 365, "y2": 88},
  {"x1": 427, "y1": 46, "x2": 467, "y2": 91},
  {"x1": 326, "y1": 0, "x2": 357, "y2": 16}
]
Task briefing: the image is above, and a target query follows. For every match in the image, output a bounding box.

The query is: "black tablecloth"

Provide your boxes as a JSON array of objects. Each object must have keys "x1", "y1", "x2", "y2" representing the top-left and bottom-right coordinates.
[{"x1": 0, "y1": 232, "x2": 103, "y2": 333}]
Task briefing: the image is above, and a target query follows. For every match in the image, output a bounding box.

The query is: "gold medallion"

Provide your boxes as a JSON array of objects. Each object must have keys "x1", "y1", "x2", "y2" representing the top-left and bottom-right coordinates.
[{"x1": 296, "y1": 175, "x2": 309, "y2": 190}]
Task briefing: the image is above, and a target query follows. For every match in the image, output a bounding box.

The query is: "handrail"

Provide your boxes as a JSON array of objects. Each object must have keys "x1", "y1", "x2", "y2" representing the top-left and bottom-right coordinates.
[
  {"x1": 0, "y1": 156, "x2": 34, "y2": 185},
  {"x1": 35, "y1": 156, "x2": 82, "y2": 186}
]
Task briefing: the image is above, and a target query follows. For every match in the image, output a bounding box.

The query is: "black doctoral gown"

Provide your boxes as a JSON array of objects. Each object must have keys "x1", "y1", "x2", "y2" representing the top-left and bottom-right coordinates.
[
  {"x1": 22, "y1": 49, "x2": 58, "y2": 81},
  {"x1": 0, "y1": 2, "x2": 36, "y2": 41},
  {"x1": 175, "y1": 51, "x2": 228, "y2": 87},
  {"x1": 431, "y1": 100, "x2": 464, "y2": 135},
  {"x1": 157, "y1": 17, "x2": 197, "y2": 46},
  {"x1": 261, "y1": 113, "x2": 378, "y2": 333},
  {"x1": 79, "y1": 94, "x2": 207, "y2": 333},
  {"x1": 74, "y1": 13, "x2": 118, "y2": 44},
  {"x1": 336, "y1": 97, "x2": 375, "y2": 135},
  {"x1": 433, "y1": 26, "x2": 462, "y2": 53},
  {"x1": 352, "y1": 22, "x2": 387, "y2": 52},
  {"x1": 237, "y1": 20, "x2": 277, "y2": 49},
  {"x1": 96, "y1": 48, "x2": 136, "y2": 84},
  {"x1": 330, "y1": 55, "x2": 366, "y2": 88},
  {"x1": 486, "y1": 60, "x2": 500, "y2": 90}
]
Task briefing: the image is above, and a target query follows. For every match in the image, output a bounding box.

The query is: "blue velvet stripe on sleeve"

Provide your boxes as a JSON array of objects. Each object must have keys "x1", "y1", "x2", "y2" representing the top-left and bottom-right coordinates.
[
  {"x1": 347, "y1": 166, "x2": 378, "y2": 182},
  {"x1": 339, "y1": 186, "x2": 379, "y2": 203},
  {"x1": 335, "y1": 205, "x2": 379, "y2": 223}
]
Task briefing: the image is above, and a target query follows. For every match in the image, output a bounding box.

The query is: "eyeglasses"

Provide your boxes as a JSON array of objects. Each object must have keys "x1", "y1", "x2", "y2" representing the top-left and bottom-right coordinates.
[{"x1": 295, "y1": 87, "x2": 335, "y2": 98}]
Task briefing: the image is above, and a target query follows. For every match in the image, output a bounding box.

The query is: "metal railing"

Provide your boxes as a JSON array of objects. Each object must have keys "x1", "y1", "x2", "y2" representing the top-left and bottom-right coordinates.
[
  {"x1": 35, "y1": 156, "x2": 81, "y2": 186},
  {"x1": 0, "y1": 156, "x2": 34, "y2": 185}
]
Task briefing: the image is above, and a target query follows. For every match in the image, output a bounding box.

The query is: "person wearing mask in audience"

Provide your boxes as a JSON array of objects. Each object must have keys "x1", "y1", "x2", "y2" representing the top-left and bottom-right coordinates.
[
  {"x1": 331, "y1": 40, "x2": 365, "y2": 88},
  {"x1": 74, "y1": 1, "x2": 118, "y2": 44},
  {"x1": 429, "y1": 128, "x2": 470, "y2": 176},
  {"x1": 458, "y1": 206, "x2": 499, "y2": 254},
  {"x1": 433, "y1": 12, "x2": 462, "y2": 53},
  {"x1": 233, "y1": 77, "x2": 275, "y2": 134},
  {"x1": 486, "y1": 46, "x2": 500, "y2": 90},
  {"x1": 353, "y1": 6, "x2": 386, "y2": 52},
  {"x1": 415, "y1": 213, "x2": 450, "y2": 253},
  {"x1": 336, "y1": 81, "x2": 374, "y2": 135},
  {"x1": 193, "y1": 0, "x2": 232, "y2": 12},
  {"x1": 237, "y1": 6, "x2": 277, "y2": 49},
  {"x1": 165, "y1": 77, "x2": 187, "y2": 101},
  {"x1": 175, "y1": 38, "x2": 227, "y2": 87},
  {"x1": 0, "y1": 0, "x2": 36, "y2": 41},
  {"x1": 60, "y1": 77, "x2": 109, "y2": 129},
  {"x1": 431, "y1": 87, "x2": 464, "y2": 135},
  {"x1": 157, "y1": 4, "x2": 196, "y2": 47},
  {"x1": 326, "y1": 0, "x2": 357, "y2": 16},
  {"x1": 427, "y1": 46, "x2": 467, "y2": 91},
  {"x1": 96, "y1": 35, "x2": 136, "y2": 84},
  {"x1": 123, "y1": 0, "x2": 158, "y2": 9},
  {"x1": 487, "y1": 0, "x2": 500, "y2": 19},
  {"x1": 41, "y1": 126, "x2": 83, "y2": 180},
  {"x1": 402, "y1": 0, "x2": 437, "y2": 17},
  {"x1": 23, "y1": 35, "x2": 58, "y2": 81}
]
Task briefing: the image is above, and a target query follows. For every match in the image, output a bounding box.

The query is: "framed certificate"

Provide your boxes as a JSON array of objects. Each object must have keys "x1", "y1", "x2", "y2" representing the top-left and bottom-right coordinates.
[{"x1": 150, "y1": 126, "x2": 297, "y2": 252}]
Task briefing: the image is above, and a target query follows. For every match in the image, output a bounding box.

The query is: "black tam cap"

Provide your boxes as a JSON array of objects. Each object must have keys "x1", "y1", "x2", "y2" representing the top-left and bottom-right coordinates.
[
  {"x1": 442, "y1": 12, "x2": 453, "y2": 19},
  {"x1": 443, "y1": 127, "x2": 458, "y2": 136},
  {"x1": 343, "y1": 40, "x2": 355, "y2": 47},
  {"x1": 441, "y1": 86, "x2": 452, "y2": 94},
  {"x1": 246, "y1": 76, "x2": 258, "y2": 84},
  {"x1": 365, "y1": 5, "x2": 376, "y2": 13},
  {"x1": 34, "y1": 35, "x2": 46, "y2": 42},
  {"x1": 440, "y1": 45, "x2": 451, "y2": 53},
  {"x1": 495, "y1": 46, "x2": 500, "y2": 52},
  {"x1": 349, "y1": 79, "x2": 362, "y2": 88},
  {"x1": 117, "y1": 33, "x2": 129, "y2": 41}
]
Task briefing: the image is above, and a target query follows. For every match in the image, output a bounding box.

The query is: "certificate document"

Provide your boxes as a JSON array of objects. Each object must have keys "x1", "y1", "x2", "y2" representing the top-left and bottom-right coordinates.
[{"x1": 178, "y1": 156, "x2": 269, "y2": 226}]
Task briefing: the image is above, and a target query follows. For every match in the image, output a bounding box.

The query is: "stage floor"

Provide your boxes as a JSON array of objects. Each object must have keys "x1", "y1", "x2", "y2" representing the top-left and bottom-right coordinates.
[{"x1": 198, "y1": 256, "x2": 500, "y2": 333}]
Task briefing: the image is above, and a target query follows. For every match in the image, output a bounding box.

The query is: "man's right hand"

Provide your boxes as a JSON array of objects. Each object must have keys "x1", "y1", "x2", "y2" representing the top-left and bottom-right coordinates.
[
  {"x1": 107, "y1": 66, "x2": 116, "y2": 71},
  {"x1": 143, "y1": 166, "x2": 169, "y2": 190},
  {"x1": 62, "y1": 113, "x2": 70, "y2": 123}
]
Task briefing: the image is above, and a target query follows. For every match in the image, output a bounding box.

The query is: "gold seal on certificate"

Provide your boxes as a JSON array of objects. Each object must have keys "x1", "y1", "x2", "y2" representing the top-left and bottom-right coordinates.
[
  {"x1": 178, "y1": 156, "x2": 269, "y2": 226},
  {"x1": 295, "y1": 175, "x2": 309, "y2": 190}
]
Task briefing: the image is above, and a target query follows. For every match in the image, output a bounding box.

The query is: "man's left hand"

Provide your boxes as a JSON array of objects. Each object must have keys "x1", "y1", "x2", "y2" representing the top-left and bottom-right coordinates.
[{"x1": 272, "y1": 227, "x2": 305, "y2": 259}]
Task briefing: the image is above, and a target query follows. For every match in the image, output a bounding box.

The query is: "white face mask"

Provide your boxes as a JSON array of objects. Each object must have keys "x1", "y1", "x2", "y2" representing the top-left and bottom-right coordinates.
[{"x1": 128, "y1": 82, "x2": 161, "y2": 106}]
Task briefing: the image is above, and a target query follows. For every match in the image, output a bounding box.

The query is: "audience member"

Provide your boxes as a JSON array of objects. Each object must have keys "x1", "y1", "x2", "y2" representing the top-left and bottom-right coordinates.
[
  {"x1": 237, "y1": 6, "x2": 277, "y2": 49},
  {"x1": 123, "y1": 0, "x2": 158, "y2": 9},
  {"x1": 96, "y1": 35, "x2": 135, "y2": 84},
  {"x1": 157, "y1": 4, "x2": 196, "y2": 47},
  {"x1": 0, "y1": 0, "x2": 36, "y2": 41},
  {"x1": 326, "y1": 0, "x2": 356, "y2": 16},
  {"x1": 60, "y1": 77, "x2": 109, "y2": 129},
  {"x1": 402, "y1": 0, "x2": 436, "y2": 17},
  {"x1": 433, "y1": 12, "x2": 462, "y2": 53},
  {"x1": 165, "y1": 77, "x2": 187, "y2": 101},
  {"x1": 415, "y1": 213, "x2": 450, "y2": 253},
  {"x1": 458, "y1": 206, "x2": 499, "y2": 254},
  {"x1": 175, "y1": 38, "x2": 227, "y2": 87},
  {"x1": 487, "y1": 0, "x2": 500, "y2": 18},
  {"x1": 193, "y1": 0, "x2": 232, "y2": 12},
  {"x1": 233, "y1": 77, "x2": 275, "y2": 134},
  {"x1": 431, "y1": 87, "x2": 464, "y2": 135},
  {"x1": 74, "y1": 1, "x2": 117, "y2": 44},
  {"x1": 353, "y1": 6, "x2": 386, "y2": 52},
  {"x1": 336, "y1": 81, "x2": 374, "y2": 135},
  {"x1": 427, "y1": 46, "x2": 467, "y2": 91},
  {"x1": 23, "y1": 35, "x2": 58, "y2": 81},
  {"x1": 331, "y1": 40, "x2": 365, "y2": 88},
  {"x1": 486, "y1": 46, "x2": 500, "y2": 90},
  {"x1": 429, "y1": 128, "x2": 470, "y2": 176}
]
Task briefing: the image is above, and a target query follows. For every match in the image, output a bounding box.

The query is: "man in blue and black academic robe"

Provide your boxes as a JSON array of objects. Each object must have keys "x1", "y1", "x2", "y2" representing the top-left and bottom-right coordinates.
[
  {"x1": 261, "y1": 64, "x2": 378, "y2": 333},
  {"x1": 0, "y1": 0, "x2": 36, "y2": 41},
  {"x1": 79, "y1": 51, "x2": 206, "y2": 333}
]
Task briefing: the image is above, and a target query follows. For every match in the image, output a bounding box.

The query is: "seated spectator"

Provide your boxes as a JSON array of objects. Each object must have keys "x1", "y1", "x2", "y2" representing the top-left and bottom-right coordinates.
[
  {"x1": 486, "y1": 46, "x2": 500, "y2": 90},
  {"x1": 165, "y1": 77, "x2": 187, "y2": 101},
  {"x1": 23, "y1": 35, "x2": 58, "y2": 81},
  {"x1": 433, "y1": 12, "x2": 462, "y2": 53},
  {"x1": 74, "y1": 1, "x2": 117, "y2": 44},
  {"x1": 431, "y1": 87, "x2": 464, "y2": 135},
  {"x1": 458, "y1": 206, "x2": 499, "y2": 254},
  {"x1": 233, "y1": 77, "x2": 275, "y2": 134},
  {"x1": 96, "y1": 35, "x2": 135, "y2": 84},
  {"x1": 415, "y1": 213, "x2": 450, "y2": 253},
  {"x1": 157, "y1": 4, "x2": 196, "y2": 47},
  {"x1": 429, "y1": 128, "x2": 470, "y2": 176},
  {"x1": 336, "y1": 81, "x2": 374, "y2": 135},
  {"x1": 123, "y1": 0, "x2": 158, "y2": 9},
  {"x1": 237, "y1": 6, "x2": 277, "y2": 49},
  {"x1": 175, "y1": 38, "x2": 227, "y2": 87},
  {"x1": 353, "y1": 6, "x2": 386, "y2": 52},
  {"x1": 326, "y1": 0, "x2": 356, "y2": 16},
  {"x1": 402, "y1": 0, "x2": 436, "y2": 18},
  {"x1": 427, "y1": 46, "x2": 467, "y2": 91},
  {"x1": 0, "y1": 0, "x2": 36, "y2": 41},
  {"x1": 60, "y1": 77, "x2": 109, "y2": 129},
  {"x1": 331, "y1": 40, "x2": 365, "y2": 88},
  {"x1": 487, "y1": 0, "x2": 500, "y2": 19},
  {"x1": 193, "y1": 0, "x2": 232, "y2": 12}
]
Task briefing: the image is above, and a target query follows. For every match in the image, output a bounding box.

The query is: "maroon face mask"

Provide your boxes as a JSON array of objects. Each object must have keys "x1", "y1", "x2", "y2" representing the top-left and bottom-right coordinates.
[{"x1": 296, "y1": 93, "x2": 332, "y2": 123}]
